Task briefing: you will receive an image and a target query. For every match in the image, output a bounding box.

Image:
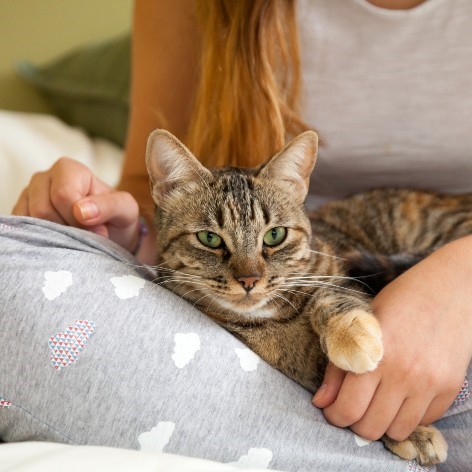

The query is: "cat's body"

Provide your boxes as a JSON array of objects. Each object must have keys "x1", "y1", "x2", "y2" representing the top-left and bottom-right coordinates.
[{"x1": 145, "y1": 129, "x2": 466, "y2": 466}]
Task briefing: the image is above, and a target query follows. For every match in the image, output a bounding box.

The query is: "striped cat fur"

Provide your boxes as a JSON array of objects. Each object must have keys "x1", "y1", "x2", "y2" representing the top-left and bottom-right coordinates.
[{"x1": 145, "y1": 129, "x2": 469, "y2": 465}]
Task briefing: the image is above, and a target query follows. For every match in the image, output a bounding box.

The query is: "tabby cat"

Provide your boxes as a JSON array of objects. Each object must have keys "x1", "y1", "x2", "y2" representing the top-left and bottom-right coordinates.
[{"x1": 145, "y1": 129, "x2": 470, "y2": 466}]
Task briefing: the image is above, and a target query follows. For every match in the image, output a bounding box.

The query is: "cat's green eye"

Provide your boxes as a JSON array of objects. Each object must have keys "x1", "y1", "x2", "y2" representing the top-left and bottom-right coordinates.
[
  {"x1": 263, "y1": 227, "x2": 287, "y2": 247},
  {"x1": 197, "y1": 231, "x2": 223, "y2": 249}
]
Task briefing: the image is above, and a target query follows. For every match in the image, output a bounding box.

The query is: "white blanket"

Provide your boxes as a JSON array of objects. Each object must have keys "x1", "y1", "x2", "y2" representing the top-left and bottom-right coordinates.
[
  {"x1": 0, "y1": 442, "x2": 274, "y2": 472},
  {"x1": 0, "y1": 110, "x2": 124, "y2": 215}
]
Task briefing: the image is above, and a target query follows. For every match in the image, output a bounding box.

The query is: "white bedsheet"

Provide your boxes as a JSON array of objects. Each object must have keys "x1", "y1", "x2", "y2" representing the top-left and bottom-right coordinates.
[
  {"x1": 0, "y1": 442, "x2": 275, "y2": 472},
  {"x1": 0, "y1": 110, "x2": 124, "y2": 215}
]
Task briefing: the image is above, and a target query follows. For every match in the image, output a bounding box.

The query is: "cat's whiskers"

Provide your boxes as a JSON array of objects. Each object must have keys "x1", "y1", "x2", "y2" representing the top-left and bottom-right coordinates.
[
  {"x1": 192, "y1": 290, "x2": 213, "y2": 309},
  {"x1": 283, "y1": 279, "x2": 346, "y2": 289},
  {"x1": 172, "y1": 280, "x2": 202, "y2": 294},
  {"x1": 154, "y1": 270, "x2": 203, "y2": 281},
  {"x1": 152, "y1": 276, "x2": 204, "y2": 293},
  {"x1": 277, "y1": 288, "x2": 303, "y2": 298},
  {"x1": 272, "y1": 291, "x2": 299, "y2": 312},
  {"x1": 265, "y1": 293, "x2": 281, "y2": 310},
  {"x1": 152, "y1": 264, "x2": 207, "y2": 286},
  {"x1": 277, "y1": 287, "x2": 320, "y2": 299},
  {"x1": 179, "y1": 286, "x2": 210, "y2": 301},
  {"x1": 287, "y1": 273, "x2": 352, "y2": 280},
  {"x1": 286, "y1": 274, "x2": 374, "y2": 292},
  {"x1": 119, "y1": 260, "x2": 155, "y2": 271},
  {"x1": 154, "y1": 272, "x2": 222, "y2": 307},
  {"x1": 278, "y1": 286, "x2": 347, "y2": 304},
  {"x1": 309, "y1": 249, "x2": 348, "y2": 261},
  {"x1": 155, "y1": 276, "x2": 208, "y2": 296},
  {"x1": 119, "y1": 256, "x2": 184, "y2": 273},
  {"x1": 161, "y1": 279, "x2": 207, "y2": 290},
  {"x1": 155, "y1": 279, "x2": 190, "y2": 295},
  {"x1": 281, "y1": 280, "x2": 367, "y2": 295},
  {"x1": 202, "y1": 291, "x2": 220, "y2": 313},
  {"x1": 158, "y1": 267, "x2": 202, "y2": 278}
]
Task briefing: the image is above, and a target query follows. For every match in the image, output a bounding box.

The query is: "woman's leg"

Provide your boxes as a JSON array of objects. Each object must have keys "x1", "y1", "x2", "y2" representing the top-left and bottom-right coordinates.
[{"x1": 0, "y1": 216, "x2": 440, "y2": 471}]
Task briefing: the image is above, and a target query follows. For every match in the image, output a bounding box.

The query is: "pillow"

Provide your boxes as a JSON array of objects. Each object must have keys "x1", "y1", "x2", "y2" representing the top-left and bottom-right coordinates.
[{"x1": 16, "y1": 35, "x2": 130, "y2": 146}]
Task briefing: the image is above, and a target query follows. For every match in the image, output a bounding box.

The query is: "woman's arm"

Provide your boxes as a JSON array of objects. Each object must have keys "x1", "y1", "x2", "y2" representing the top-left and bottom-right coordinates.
[
  {"x1": 313, "y1": 235, "x2": 472, "y2": 441},
  {"x1": 117, "y1": 0, "x2": 201, "y2": 263},
  {"x1": 118, "y1": 0, "x2": 200, "y2": 223}
]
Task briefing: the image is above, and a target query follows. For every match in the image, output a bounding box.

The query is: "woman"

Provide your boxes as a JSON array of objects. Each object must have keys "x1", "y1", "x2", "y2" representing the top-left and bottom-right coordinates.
[{"x1": 7, "y1": 0, "x2": 472, "y2": 470}]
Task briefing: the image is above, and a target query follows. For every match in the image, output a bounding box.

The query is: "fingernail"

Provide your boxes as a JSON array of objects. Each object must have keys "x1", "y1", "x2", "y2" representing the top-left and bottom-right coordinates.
[
  {"x1": 77, "y1": 201, "x2": 99, "y2": 221},
  {"x1": 312, "y1": 384, "x2": 327, "y2": 405}
]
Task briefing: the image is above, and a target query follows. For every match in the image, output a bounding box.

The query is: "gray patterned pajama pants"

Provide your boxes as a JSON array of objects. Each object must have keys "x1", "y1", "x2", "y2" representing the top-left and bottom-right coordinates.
[{"x1": 0, "y1": 216, "x2": 470, "y2": 472}]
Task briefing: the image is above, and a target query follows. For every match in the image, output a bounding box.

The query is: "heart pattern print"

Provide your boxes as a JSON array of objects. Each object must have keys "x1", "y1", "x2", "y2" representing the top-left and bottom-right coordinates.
[
  {"x1": 48, "y1": 320, "x2": 96, "y2": 370},
  {"x1": 407, "y1": 461, "x2": 430, "y2": 472},
  {"x1": 453, "y1": 379, "x2": 470, "y2": 406},
  {"x1": 0, "y1": 396, "x2": 12, "y2": 409}
]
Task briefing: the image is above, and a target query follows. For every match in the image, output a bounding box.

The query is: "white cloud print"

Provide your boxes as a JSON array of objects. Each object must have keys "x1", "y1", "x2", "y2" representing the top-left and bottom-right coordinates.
[
  {"x1": 42, "y1": 271, "x2": 73, "y2": 300},
  {"x1": 110, "y1": 275, "x2": 146, "y2": 299},
  {"x1": 172, "y1": 333, "x2": 201, "y2": 368}
]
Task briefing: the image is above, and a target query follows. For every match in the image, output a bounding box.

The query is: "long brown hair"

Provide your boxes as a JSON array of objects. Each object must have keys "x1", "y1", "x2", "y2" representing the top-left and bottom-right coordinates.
[{"x1": 188, "y1": 0, "x2": 308, "y2": 168}]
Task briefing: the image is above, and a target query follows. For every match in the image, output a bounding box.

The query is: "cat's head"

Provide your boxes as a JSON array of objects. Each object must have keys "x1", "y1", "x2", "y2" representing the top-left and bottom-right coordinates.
[{"x1": 146, "y1": 130, "x2": 318, "y2": 319}]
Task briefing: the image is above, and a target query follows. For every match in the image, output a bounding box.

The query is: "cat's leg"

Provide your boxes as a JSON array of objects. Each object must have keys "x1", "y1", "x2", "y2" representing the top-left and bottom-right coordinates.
[
  {"x1": 381, "y1": 425, "x2": 448, "y2": 466},
  {"x1": 310, "y1": 291, "x2": 383, "y2": 374}
]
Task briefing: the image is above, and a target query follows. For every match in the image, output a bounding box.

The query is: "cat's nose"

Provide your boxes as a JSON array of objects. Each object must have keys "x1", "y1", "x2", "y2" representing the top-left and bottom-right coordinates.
[{"x1": 236, "y1": 274, "x2": 261, "y2": 292}]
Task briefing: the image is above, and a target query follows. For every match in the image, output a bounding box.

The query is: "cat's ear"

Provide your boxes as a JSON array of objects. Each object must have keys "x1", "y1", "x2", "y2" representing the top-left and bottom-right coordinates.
[
  {"x1": 258, "y1": 130, "x2": 318, "y2": 201},
  {"x1": 146, "y1": 129, "x2": 212, "y2": 205}
]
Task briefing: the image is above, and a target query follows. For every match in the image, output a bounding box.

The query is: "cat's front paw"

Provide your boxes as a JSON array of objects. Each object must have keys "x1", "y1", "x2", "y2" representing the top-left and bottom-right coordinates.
[
  {"x1": 325, "y1": 309, "x2": 383, "y2": 374},
  {"x1": 382, "y1": 425, "x2": 448, "y2": 466}
]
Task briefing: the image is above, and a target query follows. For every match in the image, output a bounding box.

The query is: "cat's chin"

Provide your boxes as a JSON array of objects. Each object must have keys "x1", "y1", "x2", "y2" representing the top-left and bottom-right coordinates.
[{"x1": 216, "y1": 296, "x2": 276, "y2": 319}]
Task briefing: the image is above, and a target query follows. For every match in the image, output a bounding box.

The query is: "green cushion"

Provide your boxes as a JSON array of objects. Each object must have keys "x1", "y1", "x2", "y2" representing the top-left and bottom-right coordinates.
[{"x1": 16, "y1": 35, "x2": 130, "y2": 146}]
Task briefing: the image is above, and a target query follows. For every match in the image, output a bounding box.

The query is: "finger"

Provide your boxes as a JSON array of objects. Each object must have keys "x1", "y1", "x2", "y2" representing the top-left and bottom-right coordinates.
[
  {"x1": 323, "y1": 371, "x2": 380, "y2": 428},
  {"x1": 87, "y1": 224, "x2": 109, "y2": 239},
  {"x1": 420, "y1": 389, "x2": 462, "y2": 426},
  {"x1": 26, "y1": 172, "x2": 67, "y2": 224},
  {"x1": 312, "y1": 362, "x2": 346, "y2": 408},
  {"x1": 49, "y1": 158, "x2": 108, "y2": 226},
  {"x1": 385, "y1": 396, "x2": 431, "y2": 441},
  {"x1": 73, "y1": 191, "x2": 139, "y2": 229},
  {"x1": 11, "y1": 188, "x2": 29, "y2": 215},
  {"x1": 350, "y1": 380, "x2": 409, "y2": 441},
  {"x1": 73, "y1": 191, "x2": 140, "y2": 250}
]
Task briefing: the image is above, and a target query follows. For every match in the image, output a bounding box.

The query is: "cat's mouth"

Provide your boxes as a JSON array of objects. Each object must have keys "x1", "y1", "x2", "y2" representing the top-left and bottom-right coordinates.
[
  {"x1": 224, "y1": 292, "x2": 265, "y2": 305},
  {"x1": 238, "y1": 292, "x2": 266, "y2": 305},
  {"x1": 214, "y1": 292, "x2": 277, "y2": 319}
]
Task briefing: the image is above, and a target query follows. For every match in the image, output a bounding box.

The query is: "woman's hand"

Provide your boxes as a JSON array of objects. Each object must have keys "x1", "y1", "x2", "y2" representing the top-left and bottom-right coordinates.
[
  {"x1": 12, "y1": 157, "x2": 141, "y2": 253},
  {"x1": 313, "y1": 236, "x2": 472, "y2": 441}
]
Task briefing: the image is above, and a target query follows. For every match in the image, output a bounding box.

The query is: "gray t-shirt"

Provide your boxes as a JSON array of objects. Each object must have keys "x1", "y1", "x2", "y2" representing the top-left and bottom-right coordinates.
[{"x1": 298, "y1": 0, "x2": 472, "y2": 207}]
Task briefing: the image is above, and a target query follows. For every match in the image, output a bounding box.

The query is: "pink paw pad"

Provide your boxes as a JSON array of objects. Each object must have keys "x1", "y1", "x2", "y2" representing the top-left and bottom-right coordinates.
[{"x1": 48, "y1": 320, "x2": 96, "y2": 370}]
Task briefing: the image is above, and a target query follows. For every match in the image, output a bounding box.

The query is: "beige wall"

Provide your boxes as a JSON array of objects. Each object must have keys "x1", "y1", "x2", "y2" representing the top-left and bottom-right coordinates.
[{"x1": 0, "y1": 0, "x2": 133, "y2": 113}]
